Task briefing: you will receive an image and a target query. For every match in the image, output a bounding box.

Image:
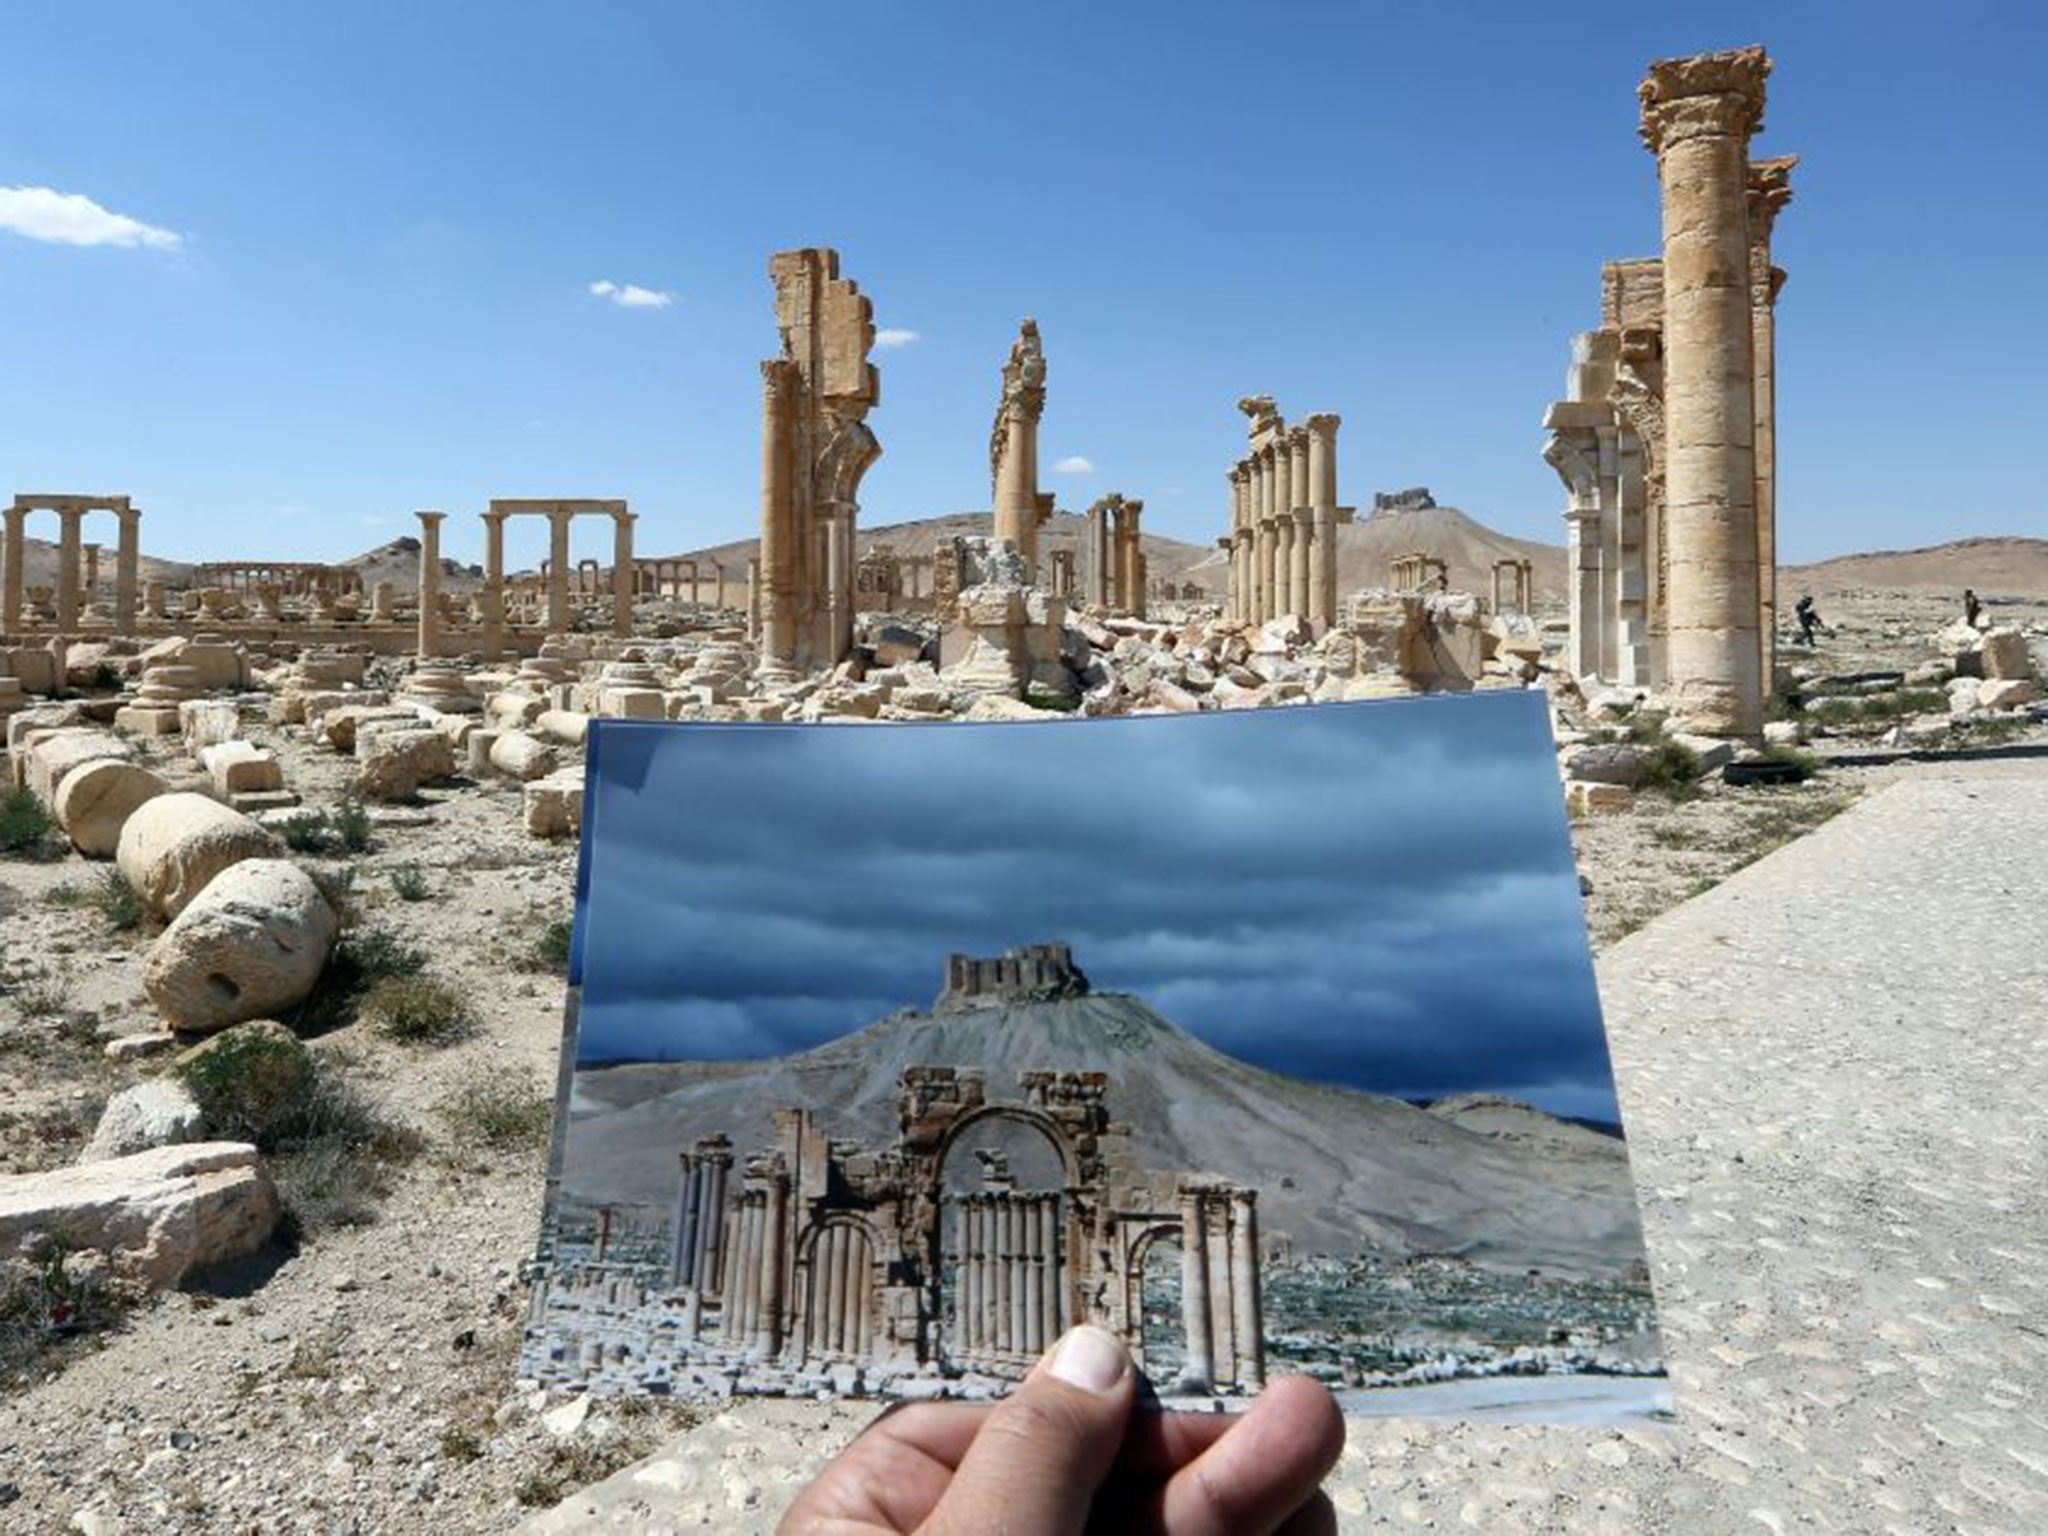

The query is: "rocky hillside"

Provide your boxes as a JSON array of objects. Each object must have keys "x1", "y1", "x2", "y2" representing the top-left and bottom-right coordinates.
[
  {"x1": 1783, "y1": 535, "x2": 2048, "y2": 599},
  {"x1": 563, "y1": 991, "x2": 1644, "y2": 1279}
]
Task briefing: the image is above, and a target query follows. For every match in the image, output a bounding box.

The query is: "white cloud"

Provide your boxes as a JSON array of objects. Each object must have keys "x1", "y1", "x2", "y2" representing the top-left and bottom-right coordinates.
[
  {"x1": 1052, "y1": 455, "x2": 1095, "y2": 475},
  {"x1": 587, "y1": 278, "x2": 673, "y2": 309},
  {"x1": 0, "y1": 185, "x2": 182, "y2": 250},
  {"x1": 875, "y1": 328, "x2": 920, "y2": 348}
]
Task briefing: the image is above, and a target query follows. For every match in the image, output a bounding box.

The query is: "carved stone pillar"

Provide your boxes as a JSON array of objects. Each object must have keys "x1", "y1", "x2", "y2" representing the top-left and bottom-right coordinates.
[
  {"x1": 56, "y1": 510, "x2": 82, "y2": 630},
  {"x1": 612, "y1": 511, "x2": 634, "y2": 636},
  {"x1": 545, "y1": 510, "x2": 572, "y2": 636},
  {"x1": 114, "y1": 509, "x2": 140, "y2": 636},
  {"x1": 759, "y1": 360, "x2": 799, "y2": 669},
  {"x1": 758, "y1": 1170, "x2": 787, "y2": 1358},
  {"x1": 416, "y1": 511, "x2": 446, "y2": 659},
  {"x1": 1229, "y1": 1190, "x2": 1264, "y2": 1391},
  {"x1": 1, "y1": 504, "x2": 23, "y2": 629},
  {"x1": 1306, "y1": 414, "x2": 1340, "y2": 628},
  {"x1": 1749, "y1": 155, "x2": 1795, "y2": 698},
  {"x1": 1640, "y1": 47, "x2": 1770, "y2": 736},
  {"x1": 992, "y1": 320, "x2": 1047, "y2": 575},
  {"x1": 482, "y1": 512, "x2": 507, "y2": 659},
  {"x1": 1178, "y1": 1189, "x2": 1214, "y2": 1392}
]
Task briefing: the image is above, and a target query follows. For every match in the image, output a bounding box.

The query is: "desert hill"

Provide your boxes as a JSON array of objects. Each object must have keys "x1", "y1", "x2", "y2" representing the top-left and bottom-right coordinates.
[
  {"x1": 564, "y1": 990, "x2": 1644, "y2": 1279},
  {"x1": 1782, "y1": 535, "x2": 2048, "y2": 599},
  {"x1": 2, "y1": 536, "x2": 194, "y2": 591}
]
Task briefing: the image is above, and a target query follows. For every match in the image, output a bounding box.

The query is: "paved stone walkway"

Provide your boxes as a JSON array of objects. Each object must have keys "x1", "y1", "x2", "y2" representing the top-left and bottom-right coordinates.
[{"x1": 528, "y1": 762, "x2": 2048, "y2": 1533}]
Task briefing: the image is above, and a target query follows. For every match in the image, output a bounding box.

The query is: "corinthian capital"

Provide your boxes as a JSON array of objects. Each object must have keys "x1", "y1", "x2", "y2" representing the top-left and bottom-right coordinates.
[
  {"x1": 1638, "y1": 45, "x2": 1770, "y2": 153},
  {"x1": 1747, "y1": 154, "x2": 1798, "y2": 241}
]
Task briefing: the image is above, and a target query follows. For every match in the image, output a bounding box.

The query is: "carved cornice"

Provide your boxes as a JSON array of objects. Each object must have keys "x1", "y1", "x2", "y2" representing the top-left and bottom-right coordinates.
[
  {"x1": 1747, "y1": 154, "x2": 1798, "y2": 242},
  {"x1": 1639, "y1": 45, "x2": 1770, "y2": 153}
]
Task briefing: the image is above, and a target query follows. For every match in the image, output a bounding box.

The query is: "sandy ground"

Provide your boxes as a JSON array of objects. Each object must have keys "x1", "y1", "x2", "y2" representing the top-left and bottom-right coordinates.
[{"x1": 0, "y1": 586, "x2": 2041, "y2": 1532}]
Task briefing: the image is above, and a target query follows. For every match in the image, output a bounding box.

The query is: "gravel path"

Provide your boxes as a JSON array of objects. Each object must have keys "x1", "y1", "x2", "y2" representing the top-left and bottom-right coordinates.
[{"x1": 523, "y1": 757, "x2": 2048, "y2": 1533}]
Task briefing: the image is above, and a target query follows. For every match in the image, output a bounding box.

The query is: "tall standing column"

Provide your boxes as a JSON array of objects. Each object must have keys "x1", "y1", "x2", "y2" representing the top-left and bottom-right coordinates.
[
  {"x1": 1, "y1": 505, "x2": 24, "y2": 630},
  {"x1": 545, "y1": 510, "x2": 572, "y2": 636},
  {"x1": 960, "y1": 1200, "x2": 980, "y2": 1364},
  {"x1": 114, "y1": 508, "x2": 140, "y2": 637},
  {"x1": 416, "y1": 511, "x2": 446, "y2": 659},
  {"x1": 1257, "y1": 447, "x2": 1279, "y2": 623},
  {"x1": 759, "y1": 361, "x2": 799, "y2": 669},
  {"x1": 56, "y1": 510, "x2": 82, "y2": 631},
  {"x1": 1749, "y1": 155, "x2": 1795, "y2": 700},
  {"x1": 482, "y1": 512, "x2": 506, "y2": 659},
  {"x1": 1178, "y1": 1189, "x2": 1214, "y2": 1392},
  {"x1": 1640, "y1": 46, "x2": 1770, "y2": 737},
  {"x1": 758, "y1": 1172, "x2": 787, "y2": 1358},
  {"x1": 1229, "y1": 1190, "x2": 1264, "y2": 1391},
  {"x1": 612, "y1": 511, "x2": 634, "y2": 637},
  {"x1": 992, "y1": 320, "x2": 1047, "y2": 575},
  {"x1": 1306, "y1": 414, "x2": 1340, "y2": 629}
]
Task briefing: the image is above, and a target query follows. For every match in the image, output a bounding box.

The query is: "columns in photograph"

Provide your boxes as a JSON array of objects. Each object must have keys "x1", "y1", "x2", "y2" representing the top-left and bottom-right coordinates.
[
  {"x1": 1748, "y1": 153, "x2": 1796, "y2": 696},
  {"x1": 957, "y1": 1192, "x2": 1062, "y2": 1368},
  {"x1": 1639, "y1": 46, "x2": 1770, "y2": 736},
  {"x1": 113, "y1": 508, "x2": 140, "y2": 635},
  {"x1": 611, "y1": 508, "x2": 635, "y2": 636},
  {"x1": 545, "y1": 508, "x2": 572, "y2": 635}
]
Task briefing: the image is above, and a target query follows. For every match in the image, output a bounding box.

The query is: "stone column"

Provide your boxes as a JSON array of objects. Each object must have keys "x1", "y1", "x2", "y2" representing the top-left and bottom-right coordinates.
[
  {"x1": 1257, "y1": 447, "x2": 1279, "y2": 623},
  {"x1": 1229, "y1": 1190, "x2": 1264, "y2": 1391},
  {"x1": 482, "y1": 512, "x2": 507, "y2": 659},
  {"x1": 545, "y1": 510, "x2": 572, "y2": 636},
  {"x1": 758, "y1": 1171, "x2": 787, "y2": 1358},
  {"x1": 670, "y1": 1154, "x2": 699, "y2": 1287},
  {"x1": 759, "y1": 360, "x2": 799, "y2": 669},
  {"x1": 114, "y1": 508, "x2": 140, "y2": 636},
  {"x1": 699, "y1": 1155, "x2": 729, "y2": 1300},
  {"x1": 56, "y1": 510, "x2": 82, "y2": 631},
  {"x1": 416, "y1": 511, "x2": 446, "y2": 659},
  {"x1": 1289, "y1": 509, "x2": 1313, "y2": 623},
  {"x1": 1306, "y1": 414, "x2": 1340, "y2": 628},
  {"x1": 822, "y1": 506, "x2": 853, "y2": 664},
  {"x1": 82, "y1": 542, "x2": 101, "y2": 598},
  {"x1": 1749, "y1": 155, "x2": 1795, "y2": 699},
  {"x1": 612, "y1": 511, "x2": 634, "y2": 637},
  {"x1": 1640, "y1": 47, "x2": 1770, "y2": 737},
  {"x1": 1178, "y1": 1189, "x2": 1214, "y2": 1392},
  {"x1": 2, "y1": 504, "x2": 24, "y2": 630}
]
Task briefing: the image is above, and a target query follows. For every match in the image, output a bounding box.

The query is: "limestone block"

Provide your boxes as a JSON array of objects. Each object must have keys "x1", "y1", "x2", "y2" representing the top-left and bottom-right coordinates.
[
  {"x1": 535, "y1": 710, "x2": 590, "y2": 746},
  {"x1": 490, "y1": 731, "x2": 559, "y2": 782},
  {"x1": 1947, "y1": 676, "x2": 1984, "y2": 717},
  {"x1": 179, "y1": 700, "x2": 243, "y2": 756},
  {"x1": 81, "y1": 1079, "x2": 206, "y2": 1163},
  {"x1": 315, "y1": 703, "x2": 417, "y2": 752},
  {"x1": 488, "y1": 689, "x2": 549, "y2": 729},
  {"x1": 1670, "y1": 734, "x2": 1737, "y2": 774},
  {"x1": 869, "y1": 625, "x2": 928, "y2": 668},
  {"x1": 177, "y1": 642, "x2": 248, "y2": 693},
  {"x1": 1136, "y1": 679, "x2": 1202, "y2": 714},
  {"x1": 1980, "y1": 628, "x2": 2031, "y2": 680},
  {"x1": 54, "y1": 758, "x2": 168, "y2": 858},
  {"x1": 961, "y1": 694, "x2": 1044, "y2": 722},
  {"x1": 356, "y1": 727, "x2": 456, "y2": 802},
  {"x1": 804, "y1": 683, "x2": 887, "y2": 721},
  {"x1": 7, "y1": 702, "x2": 83, "y2": 757},
  {"x1": 117, "y1": 792, "x2": 280, "y2": 920},
  {"x1": 63, "y1": 642, "x2": 117, "y2": 689},
  {"x1": 465, "y1": 728, "x2": 501, "y2": 776},
  {"x1": 524, "y1": 770, "x2": 585, "y2": 839},
  {"x1": 142, "y1": 859, "x2": 338, "y2": 1035},
  {"x1": 24, "y1": 728, "x2": 136, "y2": 807},
  {"x1": 1, "y1": 647, "x2": 59, "y2": 696},
  {"x1": 0, "y1": 1142, "x2": 279, "y2": 1290},
  {"x1": 201, "y1": 741, "x2": 285, "y2": 798},
  {"x1": 1978, "y1": 677, "x2": 2037, "y2": 711},
  {"x1": 1762, "y1": 720, "x2": 1806, "y2": 747},
  {"x1": 1567, "y1": 781, "x2": 1634, "y2": 816},
  {"x1": 1563, "y1": 743, "x2": 1656, "y2": 787},
  {"x1": 597, "y1": 687, "x2": 665, "y2": 719}
]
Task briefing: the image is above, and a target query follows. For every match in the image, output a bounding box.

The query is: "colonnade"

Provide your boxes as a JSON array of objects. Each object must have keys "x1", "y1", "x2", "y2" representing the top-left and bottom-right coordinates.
[
  {"x1": 955, "y1": 1191, "x2": 1064, "y2": 1369},
  {"x1": 1390, "y1": 552, "x2": 1448, "y2": 593},
  {"x1": 1084, "y1": 495, "x2": 1147, "y2": 617},
  {"x1": 1175, "y1": 1186, "x2": 1264, "y2": 1393},
  {"x1": 1223, "y1": 404, "x2": 1340, "y2": 629},
  {"x1": 717, "y1": 1173, "x2": 789, "y2": 1358},
  {"x1": 668, "y1": 1141, "x2": 734, "y2": 1295},
  {"x1": 802, "y1": 1223, "x2": 876, "y2": 1362},
  {"x1": 1491, "y1": 559, "x2": 1534, "y2": 614},
  {"x1": 3, "y1": 495, "x2": 142, "y2": 634}
]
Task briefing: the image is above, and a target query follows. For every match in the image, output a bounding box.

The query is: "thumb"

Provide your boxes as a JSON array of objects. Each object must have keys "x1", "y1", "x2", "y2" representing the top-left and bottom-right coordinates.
[{"x1": 920, "y1": 1325, "x2": 1137, "y2": 1536}]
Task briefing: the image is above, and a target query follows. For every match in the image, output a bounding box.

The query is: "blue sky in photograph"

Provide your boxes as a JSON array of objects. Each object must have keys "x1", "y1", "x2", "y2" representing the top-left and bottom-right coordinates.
[
  {"x1": 571, "y1": 695, "x2": 1621, "y2": 1120},
  {"x1": 2, "y1": 2, "x2": 2041, "y2": 571}
]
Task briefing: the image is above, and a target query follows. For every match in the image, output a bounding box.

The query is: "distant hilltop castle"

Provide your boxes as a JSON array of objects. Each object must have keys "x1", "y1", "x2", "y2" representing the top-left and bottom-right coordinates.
[
  {"x1": 936, "y1": 942, "x2": 1090, "y2": 1011},
  {"x1": 1371, "y1": 487, "x2": 1437, "y2": 513}
]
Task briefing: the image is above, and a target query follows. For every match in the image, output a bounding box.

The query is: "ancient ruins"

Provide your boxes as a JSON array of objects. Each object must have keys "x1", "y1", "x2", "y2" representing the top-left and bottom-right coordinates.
[
  {"x1": 990, "y1": 320, "x2": 1053, "y2": 578},
  {"x1": 1219, "y1": 398, "x2": 1346, "y2": 630},
  {"x1": 526, "y1": 947, "x2": 1264, "y2": 1402},
  {"x1": 1544, "y1": 46, "x2": 1793, "y2": 739}
]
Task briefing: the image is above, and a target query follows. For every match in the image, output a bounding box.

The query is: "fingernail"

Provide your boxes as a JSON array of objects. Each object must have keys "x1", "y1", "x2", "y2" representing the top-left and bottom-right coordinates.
[{"x1": 1048, "y1": 1326, "x2": 1129, "y2": 1393}]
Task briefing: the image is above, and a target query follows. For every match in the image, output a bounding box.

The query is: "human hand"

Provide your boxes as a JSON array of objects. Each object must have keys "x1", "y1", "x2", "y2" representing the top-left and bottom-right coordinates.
[{"x1": 778, "y1": 1324, "x2": 1345, "y2": 1535}]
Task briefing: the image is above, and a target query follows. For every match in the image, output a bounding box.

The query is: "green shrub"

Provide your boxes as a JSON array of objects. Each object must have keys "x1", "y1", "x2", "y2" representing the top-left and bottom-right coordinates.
[
  {"x1": 390, "y1": 865, "x2": 431, "y2": 902},
  {"x1": 1759, "y1": 744, "x2": 1819, "y2": 782},
  {"x1": 0, "y1": 1243, "x2": 133, "y2": 1382},
  {"x1": 332, "y1": 799, "x2": 373, "y2": 854},
  {"x1": 362, "y1": 975, "x2": 475, "y2": 1046},
  {"x1": 308, "y1": 865, "x2": 358, "y2": 927},
  {"x1": 91, "y1": 869, "x2": 143, "y2": 933},
  {"x1": 439, "y1": 1070, "x2": 552, "y2": 1151},
  {"x1": 341, "y1": 925, "x2": 427, "y2": 981},
  {"x1": 0, "y1": 787, "x2": 61, "y2": 860},
  {"x1": 1636, "y1": 740, "x2": 1702, "y2": 800},
  {"x1": 276, "y1": 810, "x2": 333, "y2": 854},
  {"x1": 529, "y1": 918, "x2": 573, "y2": 977},
  {"x1": 177, "y1": 1021, "x2": 317, "y2": 1147}
]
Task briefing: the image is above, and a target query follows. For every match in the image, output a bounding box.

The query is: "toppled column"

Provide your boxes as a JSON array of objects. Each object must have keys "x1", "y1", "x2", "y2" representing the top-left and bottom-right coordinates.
[
  {"x1": 1640, "y1": 46, "x2": 1771, "y2": 736},
  {"x1": 991, "y1": 320, "x2": 1051, "y2": 577}
]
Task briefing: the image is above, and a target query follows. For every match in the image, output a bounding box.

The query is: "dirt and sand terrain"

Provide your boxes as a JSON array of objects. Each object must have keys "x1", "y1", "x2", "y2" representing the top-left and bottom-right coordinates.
[{"x1": 0, "y1": 557, "x2": 2042, "y2": 1532}]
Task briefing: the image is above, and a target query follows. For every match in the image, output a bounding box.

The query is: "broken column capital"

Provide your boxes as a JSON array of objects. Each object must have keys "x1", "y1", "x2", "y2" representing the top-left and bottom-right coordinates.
[{"x1": 1638, "y1": 45, "x2": 1770, "y2": 153}]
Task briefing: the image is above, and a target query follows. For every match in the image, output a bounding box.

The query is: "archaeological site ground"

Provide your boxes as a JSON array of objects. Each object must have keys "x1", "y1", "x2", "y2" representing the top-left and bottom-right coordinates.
[{"x1": 1, "y1": 15, "x2": 2044, "y2": 1534}]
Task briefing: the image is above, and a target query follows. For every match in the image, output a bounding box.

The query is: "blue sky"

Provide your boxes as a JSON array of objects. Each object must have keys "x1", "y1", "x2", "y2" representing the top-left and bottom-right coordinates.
[
  {"x1": 571, "y1": 696, "x2": 1622, "y2": 1120},
  {"x1": 4, "y1": 2, "x2": 2042, "y2": 571}
]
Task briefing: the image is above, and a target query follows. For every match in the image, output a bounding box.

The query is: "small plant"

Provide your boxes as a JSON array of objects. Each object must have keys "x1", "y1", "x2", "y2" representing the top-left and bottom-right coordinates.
[
  {"x1": 439, "y1": 1070, "x2": 552, "y2": 1151},
  {"x1": 178, "y1": 1021, "x2": 317, "y2": 1146},
  {"x1": 284, "y1": 1324, "x2": 348, "y2": 1380},
  {"x1": 309, "y1": 864, "x2": 358, "y2": 926},
  {"x1": 362, "y1": 975, "x2": 476, "y2": 1046},
  {"x1": 438, "y1": 1425, "x2": 486, "y2": 1464},
  {"x1": 390, "y1": 865, "x2": 431, "y2": 902},
  {"x1": 9, "y1": 970, "x2": 70, "y2": 1023},
  {"x1": 0, "y1": 1243, "x2": 134, "y2": 1382},
  {"x1": 529, "y1": 918, "x2": 574, "y2": 977},
  {"x1": 0, "y1": 787, "x2": 61, "y2": 860},
  {"x1": 332, "y1": 799, "x2": 373, "y2": 853},
  {"x1": 1758, "y1": 744, "x2": 1819, "y2": 782},
  {"x1": 90, "y1": 869, "x2": 143, "y2": 933},
  {"x1": 277, "y1": 810, "x2": 334, "y2": 854},
  {"x1": 1636, "y1": 740, "x2": 1702, "y2": 801},
  {"x1": 341, "y1": 925, "x2": 428, "y2": 982}
]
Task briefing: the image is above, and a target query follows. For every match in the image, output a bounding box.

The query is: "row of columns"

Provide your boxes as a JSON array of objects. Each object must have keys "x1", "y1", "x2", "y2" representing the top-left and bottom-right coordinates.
[
  {"x1": 1223, "y1": 411, "x2": 1340, "y2": 629},
  {"x1": 803, "y1": 1223, "x2": 876, "y2": 1362},
  {"x1": 3, "y1": 500, "x2": 141, "y2": 635},
  {"x1": 472, "y1": 503, "x2": 634, "y2": 661},
  {"x1": 1491, "y1": 558, "x2": 1534, "y2": 614},
  {"x1": 1082, "y1": 495, "x2": 1147, "y2": 616},
  {"x1": 956, "y1": 1192, "x2": 1064, "y2": 1369},
  {"x1": 668, "y1": 1144, "x2": 734, "y2": 1295},
  {"x1": 1177, "y1": 1186, "x2": 1264, "y2": 1394},
  {"x1": 717, "y1": 1174, "x2": 789, "y2": 1358}
]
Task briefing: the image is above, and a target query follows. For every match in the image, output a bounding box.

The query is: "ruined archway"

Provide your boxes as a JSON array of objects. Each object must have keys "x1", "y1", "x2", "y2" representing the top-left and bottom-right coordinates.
[{"x1": 933, "y1": 1111, "x2": 1070, "y2": 1372}]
